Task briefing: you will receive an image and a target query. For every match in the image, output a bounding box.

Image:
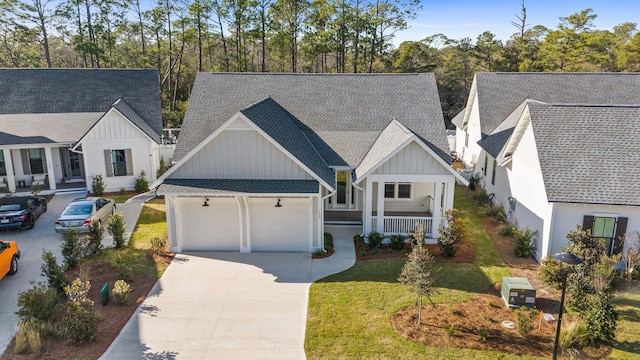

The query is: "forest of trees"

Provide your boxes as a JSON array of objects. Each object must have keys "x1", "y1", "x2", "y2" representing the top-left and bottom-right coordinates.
[{"x1": 1, "y1": 0, "x2": 639, "y2": 128}]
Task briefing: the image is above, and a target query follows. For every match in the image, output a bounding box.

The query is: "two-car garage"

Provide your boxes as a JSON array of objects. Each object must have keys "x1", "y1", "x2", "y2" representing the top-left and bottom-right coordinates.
[{"x1": 171, "y1": 195, "x2": 314, "y2": 253}]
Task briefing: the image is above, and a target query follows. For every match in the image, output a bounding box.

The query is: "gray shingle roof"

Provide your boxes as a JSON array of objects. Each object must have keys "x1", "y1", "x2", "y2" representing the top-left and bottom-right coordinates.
[
  {"x1": 157, "y1": 179, "x2": 320, "y2": 195},
  {"x1": 528, "y1": 103, "x2": 640, "y2": 206},
  {"x1": 174, "y1": 73, "x2": 449, "y2": 166},
  {"x1": 479, "y1": 99, "x2": 533, "y2": 158},
  {"x1": 0, "y1": 68, "x2": 162, "y2": 137},
  {"x1": 355, "y1": 119, "x2": 414, "y2": 180},
  {"x1": 0, "y1": 113, "x2": 102, "y2": 146},
  {"x1": 474, "y1": 72, "x2": 640, "y2": 136},
  {"x1": 240, "y1": 97, "x2": 334, "y2": 187},
  {"x1": 112, "y1": 99, "x2": 162, "y2": 143}
]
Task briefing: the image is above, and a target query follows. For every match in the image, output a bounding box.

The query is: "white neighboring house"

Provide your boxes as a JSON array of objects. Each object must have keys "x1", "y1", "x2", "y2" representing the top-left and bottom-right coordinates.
[
  {"x1": 453, "y1": 72, "x2": 640, "y2": 261},
  {"x1": 0, "y1": 69, "x2": 167, "y2": 194},
  {"x1": 152, "y1": 73, "x2": 467, "y2": 253}
]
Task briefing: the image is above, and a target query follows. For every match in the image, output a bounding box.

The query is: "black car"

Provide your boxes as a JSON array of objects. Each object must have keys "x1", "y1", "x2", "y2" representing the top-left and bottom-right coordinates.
[{"x1": 0, "y1": 196, "x2": 47, "y2": 230}]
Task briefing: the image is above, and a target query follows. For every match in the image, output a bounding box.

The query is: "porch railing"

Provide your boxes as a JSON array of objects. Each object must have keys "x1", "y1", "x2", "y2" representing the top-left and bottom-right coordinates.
[{"x1": 371, "y1": 216, "x2": 433, "y2": 237}]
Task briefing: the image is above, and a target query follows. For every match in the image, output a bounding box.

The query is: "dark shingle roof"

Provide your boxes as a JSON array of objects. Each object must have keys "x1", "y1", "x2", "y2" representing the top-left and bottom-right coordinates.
[
  {"x1": 157, "y1": 179, "x2": 320, "y2": 195},
  {"x1": 0, "y1": 68, "x2": 162, "y2": 136},
  {"x1": 112, "y1": 99, "x2": 161, "y2": 143},
  {"x1": 174, "y1": 73, "x2": 448, "y2": 166},
  {"x1": 475, "y1": 72, "x2": 640, "y2": 136},
  {"x1": 528, "y1": 103, "x2": 640, "y2": 206}
]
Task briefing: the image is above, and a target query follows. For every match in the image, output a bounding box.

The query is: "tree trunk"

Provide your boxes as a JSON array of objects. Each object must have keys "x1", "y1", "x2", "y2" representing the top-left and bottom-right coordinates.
[
  {"x1": 36, "y1": 0, "x2": 51, "y2": 67},
  {"x1": 135, "y1": 0, "x2": 146, "y2": 56},
  {"x1": 84, "y1": 0, "x2": 97, "y2": 68}
]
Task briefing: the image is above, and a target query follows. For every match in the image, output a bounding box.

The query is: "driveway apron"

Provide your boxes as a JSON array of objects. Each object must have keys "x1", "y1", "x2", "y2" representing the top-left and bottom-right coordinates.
[{"x1": 101, "y1": 226, "x2": 357, "y2": 359}]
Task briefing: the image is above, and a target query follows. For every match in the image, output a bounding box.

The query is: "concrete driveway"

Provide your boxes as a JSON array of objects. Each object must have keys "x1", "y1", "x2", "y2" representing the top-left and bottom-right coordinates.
[
  {"x1": 101, "y1": 226, "x2": 357, "y2": 359},
  {"x1": 0, "y1": 191, "x2": 147, "y2": 356}
]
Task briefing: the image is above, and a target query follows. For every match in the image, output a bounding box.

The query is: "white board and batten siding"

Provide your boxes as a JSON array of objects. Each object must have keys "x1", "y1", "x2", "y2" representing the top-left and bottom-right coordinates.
[
  {"x1": 81, "y1": 110, "x2": 158, "y2": 192},
  {"x1": 373, "y1": 141, "x2": 450, "y2": 176},
  {"x1": 372, "y1": 182, "x2": 434, "y2": 213},
  {"x1": 169, "y1": 128, "x2": 313, "y2": 181}
]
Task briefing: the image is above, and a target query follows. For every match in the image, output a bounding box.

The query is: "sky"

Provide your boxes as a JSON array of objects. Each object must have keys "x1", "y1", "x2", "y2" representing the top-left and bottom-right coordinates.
[{"x1": 394, "y1": 0, "x2": 640, "y2": 46}]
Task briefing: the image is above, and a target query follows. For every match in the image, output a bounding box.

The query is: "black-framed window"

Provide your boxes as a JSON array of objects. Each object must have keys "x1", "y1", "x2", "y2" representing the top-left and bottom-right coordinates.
[
  {"x1": 483, "y1": 153, "x2": 488, "y2": 177},
  {"x1": 384, "y1": 183, "x2": 395, "y2": 198},
  {"x1": 28, "y1": 148, "x2": 44, "y2": 174},
  {"x1": 491, "y1": 159, "x2": 497, "y2": 185},
  {"x1": 384, "y1": 183, "x2": 412, "y2": 199},
  {"x1": 583, "y1": 215, "x2": 628, "y2": 256},
  {"x1": 0, "y1": 150, "x2": 6, "y2": 176},
  {"x1": 112, "y1": 150, "x2": 127, "y2": 177}
]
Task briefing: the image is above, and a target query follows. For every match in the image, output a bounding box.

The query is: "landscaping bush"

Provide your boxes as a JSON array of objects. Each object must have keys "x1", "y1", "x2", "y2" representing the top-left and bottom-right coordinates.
[
  {"x1": 468, "y1": 174, "x2": 480, "y2": 191},
  {"x1": 353, "y1": 234, "x2": 364, "y2": 245},
  {"x1": 16, "y1": 282, "x2": 60, "y2": 323},
  {"x1": 107, "y1": 212, "x2": 127, "y2": 248},
  {"x1": 323, "y1": 232, "x2": 334, "y2": 252},
  {"x1": 150, "y1": 237, "x2": 167, "y2": 256},
  {"x1": 409, "y1": 223, "x2": 426, "y2": 246},
  {"x1": 584, "y1": 292, "x2": 618, "y2": 345},
  {"x1": 390, "y1": 234, "x2": 406, "y2": 250},
  {"x1": 156, "y1": 156, "x2": 169, "y2": 178},
  {"x1": 366, "y1": 231, "x2": 383, "y2": 250},
  {"x1": 538, "y1": 256, "x2": 564, "y2": 289},
  {"x1": 498, "y1": 224, "x2": 515, "y2": 236},
  {"x1": 438, "y1": 209, "x2": 462, "y2": 257},
  {"x1": 513, "y1": 226, "x2": 538, "y2": 258},
  {"x1": 484, "y1": 203, "x2": 506, "y2": 222},
  {"x1": 40, "y1": 250, "x2": 68, "y2": 295},
  {"x1": 59, "y1": 278, "x2": 97, "y2": 345},
  {"x1": 91, "y1": 175, "x2": 105, "y2": 196},
  {"x1": 558, "y1": 319, "x2": 589, "y2": 355},
  {"x1": 14, "y1": 320, "x2": 41, "y2": 355},
  {"x1": 87, "y1": 219, "x2": 104, "y2": 257},
  {"x1": 112, "y1": 280, "x2": 132, "y2": 306},
  {"x1": 515, "y1": 306, "x2": 537, "y2": 336},
  {"x1": 115, "y1": 255, "x2": 132, "y2": 281},
  {"x1": 134, "y1": 170, "x2": 149, "y2": 193},
  {"x1": 61, "y1": 228, "x2": 81, "y2": 270}
]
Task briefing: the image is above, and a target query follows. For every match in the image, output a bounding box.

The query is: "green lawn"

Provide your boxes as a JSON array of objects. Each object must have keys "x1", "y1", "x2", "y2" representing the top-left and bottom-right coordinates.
[{"x1": 608, "y1": 285, "x2": 640, "y2": 359}]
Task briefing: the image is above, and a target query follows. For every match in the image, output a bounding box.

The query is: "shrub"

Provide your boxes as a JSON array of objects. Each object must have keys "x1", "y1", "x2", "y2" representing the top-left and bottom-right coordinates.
[
  {"x1": 366, "y1": 231, "x2": 383, "y2": 250},
  {"x1": 513, "y1": 226, "x2": 538, "y2": 258},
  {"x1": 61, "y1": 228, "x2": 81, "y2": 270},
  {"x1": 390, "y1": 235, "x2": 406, "y2": 250},
  {"x1": 515, "y1": 307, "x2": 537, "y2": 336},
  {"x1": 485, "y1": 203, "x2": 506, "y2": 222},
  {"x1": 584, "y1": 292, "x2": 618, "y2": 345},
  {"x1": 468, "y1": 174, "x2": 479, "y2": 191},
  {"x1": 87, "y1": 219, "x2": 104, "y2": 257},
  {"x1": 558, "y1": 319, "x2": 589, "y2": 354},
  {"x1": 59, "y1": 278, "x2": 97, "y2": 344},
  {"x1": 150, "y1": 237, "x2": 167, "y2": 256},
  {"x1": 14, "y1": 321, "x2": 30, "y2": 354},
  {"x1": 353, "y1": 234, "x2": 364, "y2": 245},
  {"x1": 156, "y1": 156, "x2": 169, "y2": 178},
  {"x1": 112, "y1": 280, "x2": 132, "y2": 306},
  {"x1": 409, "y1": 223, "x2": 427, "y2": 246},
  {"x1": 30, "y1": 182, "x2": 41, "y2": 196},
  {"x1": 107, "y1": 212, "x2": 127, "y2": 248},
  {"x1": 134, "y1": 170, "x2": 149, "y2": 193},
  {"x1": 499, "y1": 224, "x2": 515, "y2": 236},
  {"x1": 16, "y1": 281, "x2": 60, "y2": 322},
  {"x1": 538, "y1": 256, "x2": 564, "y2": 289},
  {"x1": 40, "y1": 250, "x2": 68, "y2": 295},
  {"x1": 438, "y1": 209, "x2": 462, "y2": 258},
  {"x1": 324, "y1": 232, "x2": 334, "y2": 252},
  {"x1": 115, "y1": 255, "x2": 132, "y2": 281},
  {"x1": 26, "y1": 322, "x2": 41, "y2": 355},
  {"x1": 443, "y1": 324, "x2": 457, "y2": 337},
  {"x1": 91, "y1": 174, "x2": 105, "y2": 196}
]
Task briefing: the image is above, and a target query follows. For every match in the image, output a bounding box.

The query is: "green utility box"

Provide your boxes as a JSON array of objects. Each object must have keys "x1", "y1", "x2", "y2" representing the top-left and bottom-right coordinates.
[{"x1": 501, "y1": 277, "x2": 536, "y2": 308}]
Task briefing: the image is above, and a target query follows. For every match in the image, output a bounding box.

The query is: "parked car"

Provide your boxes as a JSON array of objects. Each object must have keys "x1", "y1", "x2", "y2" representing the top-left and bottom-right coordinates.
[
  {"x1": 55, "y1": 197, "x2": 116, "y2": 234},
  {"x1": 0, "y1": 239, "x2": 20, "y2": 280},
  {"x1": 0, "y1": 196, "x2": 47, "y2": 230}
]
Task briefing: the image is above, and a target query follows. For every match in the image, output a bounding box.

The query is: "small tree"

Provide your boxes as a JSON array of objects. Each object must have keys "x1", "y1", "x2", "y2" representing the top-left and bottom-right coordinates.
[
  {"x1": 513, "y1": 226, "x2": 538, "y2": 258},
  {"x1": 156, "y1": 156, "x2": 169, "y2": 178},
  {"x1": 622, "y1": 233, "x2": 640, "y2": 287},
  {"x1": 40, "y1": 250, "x2": 68, "y2": 295},
  {"x1": 107, "y1": 213, "x2": 127, "y2": 248},
  {"x1": 61, "y1": 229, "x2": 81, "y2": 270},
  {"x1": 438, "y1": 209, "x2": 463, "y2": 257},
  {"x1": 16, "y1": 281, "x2": 60, "y2": 322},
  {"x1": 86, "y1": 219, "x2": 104, "y2": 257},
  {"x1": 398, "y1": 244, "x2": 438, "y2": 325},
  {"x1": 30, "y1": 182, "x2": 41, "y2": 196},
  {"x1": 91, "y1": 175, "x2": 105, "y2": 196},
  {"x1": 134, "y1": 170, "x2": 149, "y2": 193},
  {"x1": 409, "y1": 222, "x2": 426, "y2": 247},
  {"x1": 59, "y1": 278, "x2": 97, "y2": 344}
]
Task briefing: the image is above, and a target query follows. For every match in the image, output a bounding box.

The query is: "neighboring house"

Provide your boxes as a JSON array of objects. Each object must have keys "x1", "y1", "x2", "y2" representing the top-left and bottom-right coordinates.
[
  {"x1": 453, "y1": 72, "x2": 640, "y2": 261},
  {"x1": 152, "y1": 73, "x2": 467, "y2": 253},
  {"x1": 0, "y1": 68, "x2": 166, "y2": 194}
]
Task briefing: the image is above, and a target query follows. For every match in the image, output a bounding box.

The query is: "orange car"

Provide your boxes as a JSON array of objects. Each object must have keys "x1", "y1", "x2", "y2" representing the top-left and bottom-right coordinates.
[{"x1": 0, "y1": 240, "x2": 20, "y2": 280}]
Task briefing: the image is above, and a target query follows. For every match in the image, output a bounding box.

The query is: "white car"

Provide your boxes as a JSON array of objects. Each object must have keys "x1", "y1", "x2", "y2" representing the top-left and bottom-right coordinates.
[{"x1": 54, "y1": 197, "x2": 116, "y2": 234}]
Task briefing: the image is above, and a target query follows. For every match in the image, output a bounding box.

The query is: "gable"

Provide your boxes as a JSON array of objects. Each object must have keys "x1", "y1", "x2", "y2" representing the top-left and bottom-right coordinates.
[
  {"x1": 373, "y1": 141, "x2": 451, "y2": 176},
  {"x1": 168, "y1": 120, "x2": 314, "y2": 181},
  {"x1": 81, "y1": 108, "x2": 152, "y2": 142}
]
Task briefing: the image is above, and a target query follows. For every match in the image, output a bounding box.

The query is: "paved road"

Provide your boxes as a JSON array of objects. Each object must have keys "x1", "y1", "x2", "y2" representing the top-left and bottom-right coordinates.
[{"x1": 0, "y1": 192, "x2": 148, "y2": 356}]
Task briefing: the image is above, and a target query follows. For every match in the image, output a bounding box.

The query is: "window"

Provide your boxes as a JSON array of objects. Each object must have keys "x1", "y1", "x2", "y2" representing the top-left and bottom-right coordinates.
[
  {"x1": 384, "y1": 183, "x2": 411, "y2": 199},
  {"x1": 0, "y1": 150, "x2": 6, "y2": 176},
  {"x1": 28, "y1": 149, "x2": 44, "y2": 174},
  {"x1": 491, "y1": 158, "x2": 497, "y2": 185},
  {"x1": 483, "y1": 153, "x2": 488, "y2": 177},
  {"x1": 105, "y1": 149, "x2": 133, "y2": 177},
  {"x1": 583, "y1": 215, "x2": 628, "y2": 256}
]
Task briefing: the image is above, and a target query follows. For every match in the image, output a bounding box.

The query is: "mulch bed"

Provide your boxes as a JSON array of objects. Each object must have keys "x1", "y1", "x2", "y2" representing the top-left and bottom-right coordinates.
[{"x1": 355, "y1": 239, "x2": 475, "y2": 263}]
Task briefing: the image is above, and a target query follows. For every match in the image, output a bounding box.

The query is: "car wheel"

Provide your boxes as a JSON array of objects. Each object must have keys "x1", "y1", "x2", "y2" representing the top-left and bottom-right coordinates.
[
  {"x1": 43, "y1": 203, "x2": 47, "y2": 213},
  {"x1": 8, "y1": 256, "x2": 18, "y2": 275},
  {"x1": 27, "y1": 215, "x2": 35, "y2": 229}
]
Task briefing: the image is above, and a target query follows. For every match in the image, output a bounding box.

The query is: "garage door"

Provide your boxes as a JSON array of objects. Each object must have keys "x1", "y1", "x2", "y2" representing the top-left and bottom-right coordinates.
[
  {"x1": 249, "y1": 197, "x2": 310, "y2": 252},
  {"x1": 178, "y1": 197, "x2": 240, "y2": 251}
]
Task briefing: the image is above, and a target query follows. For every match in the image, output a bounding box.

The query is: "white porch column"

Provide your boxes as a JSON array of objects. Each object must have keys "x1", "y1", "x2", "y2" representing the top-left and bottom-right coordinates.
[
  {"x1": 376, "y1": 181, "x2": 385, "y2": 233},
  {"x1": 444, "y1": 181, "x2": 455, "y2": 212},
  {"x1": 364, "y1": 178, "x2": 373, "y2": 234},
  {"x1": 432, "y1": 182, "x2": 443, "y2": 237},
  {"x1": 44, "y1": 146, "x2": 56, "y2": 190},
  {"x1": 3, "y1": 148, "x2": 16, "y2": 192}
]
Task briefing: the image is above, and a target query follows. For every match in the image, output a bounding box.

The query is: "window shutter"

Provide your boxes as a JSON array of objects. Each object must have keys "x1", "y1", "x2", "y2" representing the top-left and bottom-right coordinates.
[
  {"x1": 41, "y1": 148, "x2": 47, "y2": 172},
  {"x1": 104, "y1": 150, "x2": 114, "y2": 177},
  {"x1": 125, "y1": 149, "x2": 133, "y2": 176},
  {"x1": 582, "y1": 215, "x2": 594, "y2": 235},
  {"x1": 21, "y1": 149, "x2": 31, "y2": 175},
  {"x1": 613, "y1": 217, "x2": 628, "y2": 255}
]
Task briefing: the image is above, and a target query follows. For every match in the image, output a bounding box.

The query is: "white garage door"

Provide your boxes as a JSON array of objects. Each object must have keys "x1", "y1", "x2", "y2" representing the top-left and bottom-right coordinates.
[
  {"x1": 178, "y1": 197, "x2": 240, "y2": 251},
  {"x1": 249, "y1": 197, "x2": 311, "y2": 252}
]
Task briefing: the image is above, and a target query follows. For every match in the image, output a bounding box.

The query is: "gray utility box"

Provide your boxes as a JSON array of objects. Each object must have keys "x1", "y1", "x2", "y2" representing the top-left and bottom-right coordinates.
[{"x1": 501, "y1": 277, "x2": 536, "y2": 308}]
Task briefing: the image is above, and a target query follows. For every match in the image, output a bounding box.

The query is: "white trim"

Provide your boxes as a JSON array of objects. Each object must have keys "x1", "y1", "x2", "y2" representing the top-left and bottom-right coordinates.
[
  {"x1": 309, "y1": 196, "x2": 314, "y2": 251},
  {"x1": 73, "y1": 107, "x2": 158, "y2": 151},
  {"x1": 368, "y1": 174, "x2": 455, "y2": 183},
  {"x1": 376, "y1": 180, "x2": 384, "y2": 233},
  {"x1": 158, "y1": 191, "x2": 318, "y2": 197},
  {"x1": 150, "y1": 112, "x2": 333, "y2": 191}
]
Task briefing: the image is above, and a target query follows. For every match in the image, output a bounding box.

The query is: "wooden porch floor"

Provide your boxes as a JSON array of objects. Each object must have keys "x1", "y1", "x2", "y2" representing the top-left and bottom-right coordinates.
[{"x1": 324, "y1": 210, "x2": 433, "y2": 223}]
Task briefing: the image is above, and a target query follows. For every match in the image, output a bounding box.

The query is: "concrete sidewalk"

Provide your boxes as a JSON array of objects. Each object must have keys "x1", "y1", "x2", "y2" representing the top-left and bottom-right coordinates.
[{"x1": 100, "y1": 226, "x2": 357, "y2": 359}]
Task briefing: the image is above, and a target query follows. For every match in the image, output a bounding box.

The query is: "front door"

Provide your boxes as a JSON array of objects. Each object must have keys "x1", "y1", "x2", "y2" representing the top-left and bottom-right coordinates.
[
  {"x1": 60, "y1": 149, "x2": 84, "y2": 180},
  {"x1": 329, "y1": 170, "x2": 355, "y2": 209}
]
